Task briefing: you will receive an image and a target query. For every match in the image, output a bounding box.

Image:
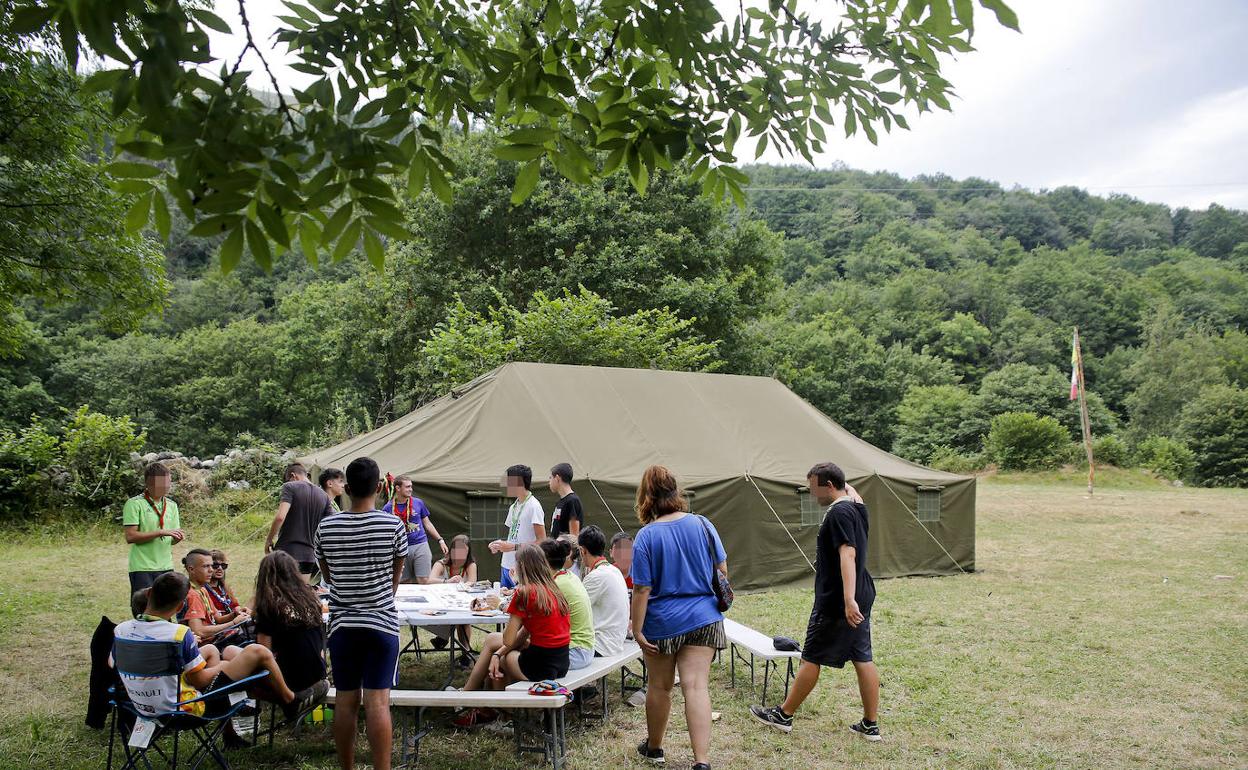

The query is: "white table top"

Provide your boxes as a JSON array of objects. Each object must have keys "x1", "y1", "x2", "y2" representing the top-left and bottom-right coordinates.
[{"x1": 394, "y1": 583, "x2": 511, "y2": 627}]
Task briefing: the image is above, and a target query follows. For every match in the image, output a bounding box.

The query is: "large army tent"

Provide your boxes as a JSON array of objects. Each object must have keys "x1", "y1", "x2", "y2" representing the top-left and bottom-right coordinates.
[{"x1": 301, "y1": 362, "x2": 975, "y2": 589}]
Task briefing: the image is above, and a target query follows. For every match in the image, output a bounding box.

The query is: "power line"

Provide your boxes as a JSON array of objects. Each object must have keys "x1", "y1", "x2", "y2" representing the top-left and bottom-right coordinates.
[{"x1": 744, "y1": 182, "x2": 1248, "y2": 193}]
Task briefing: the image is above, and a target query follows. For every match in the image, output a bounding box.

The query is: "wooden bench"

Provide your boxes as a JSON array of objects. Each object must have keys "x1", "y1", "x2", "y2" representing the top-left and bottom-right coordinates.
[
  {"x1": 505, "y1": 643, "x2": 644, "y2": 719},
  {"x1": 326, "y1": 687, "x2": 569, "y2": 769},
  {"x1": 722, "y1": 618, "x2": 802, "y2": 705}
]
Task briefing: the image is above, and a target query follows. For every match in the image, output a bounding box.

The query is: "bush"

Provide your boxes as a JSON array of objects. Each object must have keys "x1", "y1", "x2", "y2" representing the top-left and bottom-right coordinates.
[
  {"x1": 1133, "y1": 435, "x2": 1196, "y2": 480},
  {"x1": 927, "y1": 446, "x2": 986, "y2": 474},
  {"x1": 59, "y1": 407, "x2": 146, "y2": 512},
  {"x1": 984, "y1": 412, "x2": 1071, "y2": 471},
  {"x1": 1091, "y1": 435, "x2": 1131, "y2": 468},
  {"x1": 0, "y1": 420, "x2": 61, "y2": 517},
  {"x1": 1180, "y1": 385, "x2": 1248, "y2": 486}
]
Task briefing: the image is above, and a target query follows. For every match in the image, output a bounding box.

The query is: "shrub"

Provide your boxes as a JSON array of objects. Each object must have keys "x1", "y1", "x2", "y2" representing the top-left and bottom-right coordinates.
[
  {"x1": 0, "y1": 420, "x2": 61, "y2": 518},
  {"x1": 1133, "y1": 435, "x2": 1196, "y2": 481},
  {"x1": 984, "y1": 412, "x2": 1071, "y2": 471},
  {"x1": 927, "y1": 446, "x2": 986, "y2": 474},
  {"x1": 1091, "y1": 435, "x2": 1131, "y2": 468},
  {"x1": 60, "y1": 407, "x2": 146, "y2": 512},
  {"x1": 1179, "y1": 385, "x2": 1248, "y2": 486}
]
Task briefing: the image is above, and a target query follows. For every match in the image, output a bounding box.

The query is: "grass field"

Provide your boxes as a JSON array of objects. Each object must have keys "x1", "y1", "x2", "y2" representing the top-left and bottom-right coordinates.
[{"x1": 0, "y1": 473, "x2": 1244, "y2": 769}]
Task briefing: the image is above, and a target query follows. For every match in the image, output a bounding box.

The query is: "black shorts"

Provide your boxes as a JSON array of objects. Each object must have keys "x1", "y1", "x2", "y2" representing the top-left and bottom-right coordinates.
[
  {"x1": 801, "y1": 608, "x2": 872, "y2": 669},
  {"x1": 202, "y1": 671, "x2": 237, "y2": 717},
  {"x1": 518, "y1": 644, "x2": 569, "y2": 682}
]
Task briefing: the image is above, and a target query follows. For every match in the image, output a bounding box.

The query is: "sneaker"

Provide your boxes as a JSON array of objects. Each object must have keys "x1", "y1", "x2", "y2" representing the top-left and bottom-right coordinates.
[
  {"x1": 749, "y1": 705, "x2": 793, "y2": 734},
  {"x1": 452, "y1": 708, "x2": 498, "y2": 729},
  {"x1": 431, "y1": 636, "x2": 449, "y2": 650},
  {"x1": 456, "y1": 653, "x2": 475, "y2": 670},
  {"x1": 580, "y1": 684, "x2": 600, "y2": 701},
  {"x1": 849, "y1": 719, "x2": 881, "y2": 742},
  {"x1": 691, "y1": 764, "x2": 711, "y2": 770},
  {"x1": 636, "y1": 737, "x2": 665, "y2": 765},
  {"x1": 283, "y1": 679, "x2": 329, "y2": 722}
]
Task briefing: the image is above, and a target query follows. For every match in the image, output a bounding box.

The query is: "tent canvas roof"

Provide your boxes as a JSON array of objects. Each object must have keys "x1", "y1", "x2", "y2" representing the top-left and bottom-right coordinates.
[{"x1": 302, "y1": 361, "x2": 965, "y2": 488}]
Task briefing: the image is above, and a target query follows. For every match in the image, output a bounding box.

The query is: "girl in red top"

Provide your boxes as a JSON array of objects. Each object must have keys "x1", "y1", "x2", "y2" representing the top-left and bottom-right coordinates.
[{"x1": 455, "y1": 544, "x2": 570, "y2": 728}]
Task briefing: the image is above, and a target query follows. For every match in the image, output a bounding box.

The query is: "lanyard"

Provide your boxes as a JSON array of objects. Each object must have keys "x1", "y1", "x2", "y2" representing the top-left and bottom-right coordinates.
[
  {"x1": 144, "y1": 493, "x2": 167, "y2": 530},
  {"x1": 507, "y1": 494, "x2": 530, "y2": 542},
  {"x1": 393, "y1": 499, "x2": 410, "y2": 521}
]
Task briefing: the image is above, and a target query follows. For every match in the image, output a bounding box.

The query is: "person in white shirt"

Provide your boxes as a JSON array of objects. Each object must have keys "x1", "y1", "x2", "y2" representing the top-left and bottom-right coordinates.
[
  {"x1": 577, "y1": 525, "x2": 630, "y2": 657},
  {"x1": 489, "y1": 464, "x2": 546, "y2": 588}
]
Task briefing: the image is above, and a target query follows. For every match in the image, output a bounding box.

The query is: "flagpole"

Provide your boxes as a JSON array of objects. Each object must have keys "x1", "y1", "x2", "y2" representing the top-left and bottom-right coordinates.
[{"x1": 1074, "y1": 327, "x2": 1095, "y2": 495}]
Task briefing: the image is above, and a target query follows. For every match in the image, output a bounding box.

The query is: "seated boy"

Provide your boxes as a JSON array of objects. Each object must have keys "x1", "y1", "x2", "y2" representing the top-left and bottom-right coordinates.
[{"x1": 114, "y1": 572, "x2": 325, "y2": 720}]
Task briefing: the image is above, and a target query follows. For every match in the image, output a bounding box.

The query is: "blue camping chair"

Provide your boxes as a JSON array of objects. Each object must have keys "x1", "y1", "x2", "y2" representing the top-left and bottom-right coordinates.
[{"x1": 107, "y1": 634, "x2": 269, "y2": 770}]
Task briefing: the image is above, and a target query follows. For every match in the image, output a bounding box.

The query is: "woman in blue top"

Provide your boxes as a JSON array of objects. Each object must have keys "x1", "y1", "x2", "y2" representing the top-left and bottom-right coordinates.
[{"x1": 630, "y1": 465, "x2": 727, "y2": 770}]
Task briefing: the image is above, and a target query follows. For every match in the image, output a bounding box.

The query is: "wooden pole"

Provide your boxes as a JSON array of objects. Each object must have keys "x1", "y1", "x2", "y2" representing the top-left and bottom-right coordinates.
[{"x1": 1075, "y1": 328, "x2": 1095, "y2": 495}]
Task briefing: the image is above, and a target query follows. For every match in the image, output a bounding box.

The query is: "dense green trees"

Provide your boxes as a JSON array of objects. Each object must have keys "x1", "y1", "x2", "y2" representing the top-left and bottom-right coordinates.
[{"x1": 3, "y1": 133, "x2": 1248, "y2": 486}]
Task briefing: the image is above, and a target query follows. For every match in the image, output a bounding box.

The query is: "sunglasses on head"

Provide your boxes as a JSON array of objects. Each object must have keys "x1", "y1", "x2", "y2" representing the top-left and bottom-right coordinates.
[{"x1": 212, "y1": 562, "x2": 229, "y2": 570}]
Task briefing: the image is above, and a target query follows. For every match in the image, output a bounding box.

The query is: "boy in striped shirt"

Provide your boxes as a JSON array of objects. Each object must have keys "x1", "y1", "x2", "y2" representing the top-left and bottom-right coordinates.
[{"x1": 315, "y1": 456, "x2": 407, "y2": 770}]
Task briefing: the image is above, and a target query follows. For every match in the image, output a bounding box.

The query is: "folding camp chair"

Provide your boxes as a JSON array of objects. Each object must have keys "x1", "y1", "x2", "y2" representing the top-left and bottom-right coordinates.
[{"x1": 107, "y1": 634, "x2": 269, "y2": 770}]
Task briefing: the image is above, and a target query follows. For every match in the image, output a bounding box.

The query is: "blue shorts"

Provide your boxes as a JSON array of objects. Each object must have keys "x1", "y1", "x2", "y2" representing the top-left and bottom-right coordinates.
[
  {"x1": 328, "y1": 627, "x2": 400, "y2": 691},
  {"x1": 500, "y1": 568, "x2": 516, "y2": 589}
]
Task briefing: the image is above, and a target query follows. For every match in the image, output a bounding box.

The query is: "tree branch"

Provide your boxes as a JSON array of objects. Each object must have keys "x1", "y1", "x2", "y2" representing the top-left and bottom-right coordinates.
[{"x1": 236, "y1": 0, "x2": 298, "y2": 132}]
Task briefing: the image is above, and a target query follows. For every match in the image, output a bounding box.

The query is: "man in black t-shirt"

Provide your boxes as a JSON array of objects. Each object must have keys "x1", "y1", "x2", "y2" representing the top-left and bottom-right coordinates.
[
  {"x1": 749, "y1": 462, "x2": 882, "y2": 742},
  {"x1": 265, "y1": 463, "x2": 335, "y2": 580},
  {"x1": 547, "y1": 462, "x2": 584, "y2": 538}
]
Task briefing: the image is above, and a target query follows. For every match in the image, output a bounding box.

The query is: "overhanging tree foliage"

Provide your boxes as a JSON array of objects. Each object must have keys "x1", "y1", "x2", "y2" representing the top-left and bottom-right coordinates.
[{"x1": 7, "y1": 0, "x2": 1018, "y2": 271}]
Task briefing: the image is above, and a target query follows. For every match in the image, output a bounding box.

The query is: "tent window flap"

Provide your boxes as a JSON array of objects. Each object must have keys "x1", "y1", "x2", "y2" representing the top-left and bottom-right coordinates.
[
  {"x1": 798, "y1": 489, "x2": 822, "y2": 527},
  {"x1": 916, "y1": 487, "x2": 942, "y2": 523},
  {"x1": 467, "y1": 491, "x2": 508, "y2": 542}
]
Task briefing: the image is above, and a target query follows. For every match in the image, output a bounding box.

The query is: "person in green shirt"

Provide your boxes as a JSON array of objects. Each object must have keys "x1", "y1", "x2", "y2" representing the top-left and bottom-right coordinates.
[
  {"x1": 122, "y1": 462, "x2": 185, "y2": 595},
  {"x1": 540, "y1": 538, "x2": 596, "y2": 670}
]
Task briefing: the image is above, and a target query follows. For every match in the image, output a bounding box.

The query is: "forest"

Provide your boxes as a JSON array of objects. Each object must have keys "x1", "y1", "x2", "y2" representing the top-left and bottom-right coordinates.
[{"x1": 5, "y1": 125, "x2": 1247, "y2": 509}]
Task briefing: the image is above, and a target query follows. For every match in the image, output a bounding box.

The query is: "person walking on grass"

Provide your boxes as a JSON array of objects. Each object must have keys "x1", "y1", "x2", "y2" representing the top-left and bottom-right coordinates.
[
  {"x1": 315, "y1": 456, "x2": 408, "y2": 770},
  {"x1": 266, "y1": 463, "x2": 335, "y2": 581},
  {"x1": 631, "y1": 465, "x2": 727, "y2": 770},
  {"x1": 749, "y1": 462, "x2": 881, "y2": 741},
  {"x1": 122, "y1": 462, "x2": 185, "y2": 595}
]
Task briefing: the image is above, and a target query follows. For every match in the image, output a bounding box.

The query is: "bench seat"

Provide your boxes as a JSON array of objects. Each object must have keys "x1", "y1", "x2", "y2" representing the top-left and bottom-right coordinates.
[
  {"x1": 326, "y1": 687, "x2": 566, "y2": 710},
  {"x1": 505, "y1": 642, "x2": 642, "y2": 693}
]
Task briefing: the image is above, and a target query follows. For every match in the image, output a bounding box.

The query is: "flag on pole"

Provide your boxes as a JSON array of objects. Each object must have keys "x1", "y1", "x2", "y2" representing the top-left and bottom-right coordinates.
[{"x1": 1069, "y1": 331, "x2": 1080, "y2": 400}]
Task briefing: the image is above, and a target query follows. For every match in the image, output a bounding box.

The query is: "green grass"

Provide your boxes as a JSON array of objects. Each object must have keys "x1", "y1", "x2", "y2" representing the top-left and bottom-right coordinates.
[{"x1": 0, "y1": 480, "x2": 1245, "y2": 769}]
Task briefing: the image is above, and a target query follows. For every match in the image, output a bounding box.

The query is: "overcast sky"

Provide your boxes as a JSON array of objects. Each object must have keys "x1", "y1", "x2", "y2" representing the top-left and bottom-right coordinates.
[{"x1": 210, "y1": 0, "x2": 1248, "y2": 211}]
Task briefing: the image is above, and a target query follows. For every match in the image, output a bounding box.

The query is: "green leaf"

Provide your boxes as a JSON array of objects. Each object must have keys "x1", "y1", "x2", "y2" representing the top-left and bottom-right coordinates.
[
  {"x1": 219, "y1": 226, "x2": 244, "y2": 275},
  {"x1": 188, "y1": 215, "x2": 240, "y2": 237},
  {"x1": 106, "y1": 161, "x2": 160, "y2": 179},
  {"x1": 503, "y1": 127, "x2": 559, "y2": 145},
  {"x1": 321, "y1": 202, "x2": 354, "y2": 245},
  {"x1": 978, "y1": 0, "x2": 1019, "y2": 31},
  {"x1": 246, "y1": 220, "x2": 274, "y2": 272},
  {"x1": 602, "y1": 146, "x2": 626, "y2": 176},
  {"x1": 189, "y1": 8, "x2": 232, "y2": 34},
  {"x1": 510, "y1": 159, "x2": 541, "y2": 205},
  {"x1": 9, "y1": 6, "x2": 56, "y2": 35},
  {"x1": 357, "y1": 196, "x2": 403, "y2": 221},
  {"x1": 872, "y1": 69, "x2": 900, "y2": 84},
  {"x1": 362, "y1": 227, "x2": 385, "y2": 270},
  {"x1": 525, "y1": 94, "x2": 565, "y2": 117},
  {"x1": 428, "y1": 166, "x2": 453, "y2": 205},
  {"x1": 256, "y1": 202, "x2": 291, "y2": 248},
  {"x1": 495, "y1": 144, "x2": 547, "y2": 162},
  {"x1": 152, "y1": 192, "x2": 171, "y2": 240},
  {"x1": 347, "y1": 177, "x2": 392, "y2": 198},
  {"x1": 407, "y1": 153, "x2": 428, "y2": 197},
  {"x1": 125, "y1": 192, "x2": 152, "y2": 234},
  {"x1": 954, "y1": 0, "x2": 974, "y2": 28},
  {"x1": 83, "y1": 68, "x2": 129, "y2": 93},
  {"x1": 333, "y1": 218, "x2": 362, "y2": 261},
  {"x1": 298, "y1": 216, "x2": 321, "y2": 267},
  {"x1": 364, "y1": 215, "x2": 413, "y2": 240}
]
